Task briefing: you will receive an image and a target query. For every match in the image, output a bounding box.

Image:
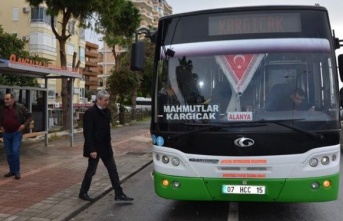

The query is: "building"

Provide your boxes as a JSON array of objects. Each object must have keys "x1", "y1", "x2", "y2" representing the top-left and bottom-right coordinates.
[
  {"x1": 134, "y1": 0, "x2": 173, "y2": 27},
  {"x1": 97, "y1": 0, "x2": 173, "y2": 89},
  {"x1": 0, "y1": 0, "x2": 87, "y2": 105},
  {"x1": 83, "y1": 41, "x2": 99, "y2": 92}
]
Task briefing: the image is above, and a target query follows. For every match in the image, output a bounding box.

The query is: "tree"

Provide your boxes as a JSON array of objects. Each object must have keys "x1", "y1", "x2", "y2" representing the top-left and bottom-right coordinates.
[
  {"x1": 97, "y1": 0, "x2": 141, "y2": 123},
  {"x1": 26, "y1": 0, "x2": 99, "y2": 129},
  {"x1": 97, "y1": 0, "x2": 140, "y2": 72},
  {"x1": 106, "y1": 52, "x2": 141, "y2": 124},
  {"x1": 0, "y1": 25, "x2": 40, "y2": 87}
]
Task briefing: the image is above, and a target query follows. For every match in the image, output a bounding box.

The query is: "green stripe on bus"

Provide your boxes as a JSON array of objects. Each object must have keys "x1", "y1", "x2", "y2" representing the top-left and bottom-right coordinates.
[{"x1": 154, "y1": 171, "x2": 339, "y2": 202}]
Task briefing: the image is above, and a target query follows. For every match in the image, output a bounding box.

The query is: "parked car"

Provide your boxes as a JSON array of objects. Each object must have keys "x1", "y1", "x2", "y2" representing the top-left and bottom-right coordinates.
[
  {"x1": 136, "y1": 97, "x2": 151, "y2": 111},
  {"x1": 116, "y1": 103, "x2": 131, "y2": 113}
]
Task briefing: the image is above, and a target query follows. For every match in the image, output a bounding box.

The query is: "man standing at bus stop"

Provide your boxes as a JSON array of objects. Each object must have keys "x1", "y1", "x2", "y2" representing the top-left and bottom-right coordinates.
[
  {"x1": 0, "y1": 93, "x2": 32, "y2": 180},
  {"x1": 79, "y1": 90, "x2": 134, "y2": 202}
]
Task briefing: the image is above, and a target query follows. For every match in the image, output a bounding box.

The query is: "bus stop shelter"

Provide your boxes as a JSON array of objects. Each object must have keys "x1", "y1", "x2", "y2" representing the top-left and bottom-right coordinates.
[{"x1": 0, "y1": 57, "x2": 82, "y2": 147}]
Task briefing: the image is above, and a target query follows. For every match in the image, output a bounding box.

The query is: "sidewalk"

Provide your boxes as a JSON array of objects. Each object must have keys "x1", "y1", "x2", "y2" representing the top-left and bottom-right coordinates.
[{"x1": 0, "y1": 121, "x2": 152, "y2": 221}]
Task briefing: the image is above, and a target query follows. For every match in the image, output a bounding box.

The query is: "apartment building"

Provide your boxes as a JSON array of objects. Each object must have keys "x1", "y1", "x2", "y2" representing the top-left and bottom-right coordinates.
[
  {"x1": 97, "y1": 0, "x2": 173, "y2": 90},
  {"x1": 84, "y1": 41, "x2": 99, "y2": 91},
  {"x1": 0, "y1": 0, "x2": 86, "y2": 105},
  {"x1": 0, "y1": 0, "x2": 173, "y2": 97},
  {"x1": 133, "y1": 0, "x2": 172, "y2": 27}
]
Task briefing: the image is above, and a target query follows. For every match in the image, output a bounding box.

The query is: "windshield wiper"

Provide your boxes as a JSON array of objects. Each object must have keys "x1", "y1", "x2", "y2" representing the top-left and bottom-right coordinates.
[
  {"x1": 258, "y1": 119, "x2": 324, "y2": 140},
  {"x1": 168, "y1": 122, "x2": 266, "y2": 140},
  {"x1": 168, "y1": 124, "x2": 221, "y2": 140}
]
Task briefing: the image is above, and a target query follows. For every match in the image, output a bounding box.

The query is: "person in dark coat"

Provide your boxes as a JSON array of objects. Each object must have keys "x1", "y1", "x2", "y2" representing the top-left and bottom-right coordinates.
[{"x1": 79, "y1": 90, "x2": 133, "y2": 202}]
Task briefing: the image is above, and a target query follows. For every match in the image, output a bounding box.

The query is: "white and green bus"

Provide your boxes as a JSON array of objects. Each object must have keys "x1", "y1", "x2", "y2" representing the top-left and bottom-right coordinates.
[{"x1": 132, "y1": 5, "x2": 343, "y2": 202}]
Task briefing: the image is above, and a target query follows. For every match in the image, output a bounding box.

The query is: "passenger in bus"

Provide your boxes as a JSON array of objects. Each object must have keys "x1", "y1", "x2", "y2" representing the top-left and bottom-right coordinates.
[
  {"x1": 157, "y1": 81, "x2": 182, "y2": 130},
  {"x1": 187, "y1": 73, "x2": 205, "y2": 104},
  {"x1": 210, "y1": 80, "x2": 232, "y2": 121},
  {"x1": 270, "y1": 87, "x2": 314, "y2": 111},
  {"x1": 158, "y1": 81, "x2": 180, "y2": 107}
]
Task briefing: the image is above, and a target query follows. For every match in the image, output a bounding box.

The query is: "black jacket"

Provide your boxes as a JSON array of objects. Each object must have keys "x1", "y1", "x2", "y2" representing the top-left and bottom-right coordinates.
[{"x1": 83, "y1": 104, "x2": 112, "y2": 158}]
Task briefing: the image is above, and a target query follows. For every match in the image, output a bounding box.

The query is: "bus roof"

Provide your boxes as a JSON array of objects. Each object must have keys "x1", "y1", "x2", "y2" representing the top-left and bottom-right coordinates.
[{"x1": 160, "y1": 5, "x2": 328, "y2": 21}]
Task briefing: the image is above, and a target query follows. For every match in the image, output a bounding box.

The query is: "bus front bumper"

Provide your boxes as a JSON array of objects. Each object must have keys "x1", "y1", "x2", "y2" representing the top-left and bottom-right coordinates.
[{"x1": 153, "y1": 171, "x2": 339, "y2": 202}]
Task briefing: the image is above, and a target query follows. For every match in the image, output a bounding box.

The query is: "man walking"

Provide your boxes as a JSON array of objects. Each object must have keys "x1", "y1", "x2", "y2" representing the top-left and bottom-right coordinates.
[
  {"x1": 0, "y1": 93, "x2": 32, "y2": 180},
  {"x1": 79, "y1": 90, "x2": 134, "y2": 202}
]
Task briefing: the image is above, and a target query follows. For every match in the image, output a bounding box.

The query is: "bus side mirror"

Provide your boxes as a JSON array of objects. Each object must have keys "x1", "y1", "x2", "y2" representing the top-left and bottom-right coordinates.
[
  {"x1": 130, "y1": 41, "x2": 145, "y2": 71},
  {"x1": 338, "y1": 54, "x2": 343, "y2": 82}
]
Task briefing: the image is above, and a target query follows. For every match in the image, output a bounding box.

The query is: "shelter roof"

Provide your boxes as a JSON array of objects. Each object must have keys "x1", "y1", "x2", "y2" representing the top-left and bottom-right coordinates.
[{"x1": 0, "y1": 58, "x2": 82, "y2": 79}]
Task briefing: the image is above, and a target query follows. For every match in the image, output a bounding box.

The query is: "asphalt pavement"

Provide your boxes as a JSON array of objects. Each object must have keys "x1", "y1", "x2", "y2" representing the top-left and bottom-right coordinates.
[{"x1": 0, "y1": 120, "x2": 152, "y2": 221}]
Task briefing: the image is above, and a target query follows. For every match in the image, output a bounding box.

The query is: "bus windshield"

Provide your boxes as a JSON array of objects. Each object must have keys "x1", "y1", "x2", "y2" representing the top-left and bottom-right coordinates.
[{"x1": 155, "y1": 42, "x2": 339, "y2": 132}]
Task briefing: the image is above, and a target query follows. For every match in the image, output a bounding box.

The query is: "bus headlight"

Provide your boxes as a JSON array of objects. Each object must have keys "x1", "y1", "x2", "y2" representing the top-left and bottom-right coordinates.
[
  {"x1": 332, "y1": 154, "x2": 337, "y2": 161},
  {"x1": 321, "y1": 156, "x2": 330, "y2": 165},
  {"x1": 171, "y1": 158, "x2": 180, "y2": 166},
  {"x1": 162, "y1": 155, "x2": 169, "y2": 164},
  {"x1": 309, "y1": 158, "x2": 318, "y2": 167},
  {"x1": 155, "y1": 154, "x2": 160, "y2": 161}
]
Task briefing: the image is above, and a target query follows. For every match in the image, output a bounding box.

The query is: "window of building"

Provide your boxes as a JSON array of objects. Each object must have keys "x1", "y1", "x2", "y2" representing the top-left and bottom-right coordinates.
[
  {"x1": 74, "y1": 88, "x2": 80, "y2": 95},
  {"x1": 80, "y1": 88, "x2": 85, "y2": 100},
  {"x1": 47, "y1": 84, "x2": 56, "y2": 99},
  {"x1": 30, "y1": 32, "x2": 56, "y2": 52},
  {"x1": 67, "y1": 44, "x2": 74, "y2": 55},
  {"x1": 31, "y1": 7, "x2": 56, "y2": 26},
  {"x1": 79, "y1": 28, "x2": 85, "y2": 40},
  {"x1": 12, "y1": 8, "x2": 19, "y2": 21},
  {"x1": 79, "y1": 47, "x2": 85, "y2": 62},
  {"x1": 67, "y1": 21, "x2": 75, "y2": 35}
]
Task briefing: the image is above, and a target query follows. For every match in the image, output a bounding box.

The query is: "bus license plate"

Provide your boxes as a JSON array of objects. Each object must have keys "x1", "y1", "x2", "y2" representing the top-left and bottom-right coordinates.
[{"x1": 222, "y1": 185, "x2": 266, "y2": 194}]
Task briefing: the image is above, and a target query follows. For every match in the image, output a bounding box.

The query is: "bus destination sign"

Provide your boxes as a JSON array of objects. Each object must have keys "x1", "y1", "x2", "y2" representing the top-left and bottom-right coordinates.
[{"x1": 209, "y1": 13, "x2": 301, "y2": 35}]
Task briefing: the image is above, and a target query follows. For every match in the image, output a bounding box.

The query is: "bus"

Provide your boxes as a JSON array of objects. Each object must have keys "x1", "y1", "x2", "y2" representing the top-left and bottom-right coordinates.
[{"x1": 131, "y1": 5, "x2": 343, "y2": 202}]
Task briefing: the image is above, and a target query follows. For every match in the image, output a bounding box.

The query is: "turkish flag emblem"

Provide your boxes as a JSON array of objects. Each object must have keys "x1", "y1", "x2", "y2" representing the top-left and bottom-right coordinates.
[{"x1": 216, "y1": 54, "x2": 264, "y2": 93}]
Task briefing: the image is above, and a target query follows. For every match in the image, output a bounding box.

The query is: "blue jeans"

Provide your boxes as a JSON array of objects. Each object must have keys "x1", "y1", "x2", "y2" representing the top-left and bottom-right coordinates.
[{"x1": 3, "y1": 131, "x2": 23, "y2": 173}]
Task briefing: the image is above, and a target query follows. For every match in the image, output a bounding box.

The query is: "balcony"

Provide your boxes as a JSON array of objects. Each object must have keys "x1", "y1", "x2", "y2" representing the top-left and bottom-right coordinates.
[
  {"x1": 98, "y1": 73, "x2": 111, "y2": 78},
  {"x1": 85, "y1": 60, "x2": 98, "y2": 67},
  {"x1": 82, "y1": 70, "x2": 98, "y2": 77},
  {"x1": 86, "y1": 42, "x2": 99, "y2": 50},
  {"x1": 85, "y1": 51, "x2": 98, "y2": 58},
  {"x1": 85, "y1": 80, "x2": 98, "y2": 86}
]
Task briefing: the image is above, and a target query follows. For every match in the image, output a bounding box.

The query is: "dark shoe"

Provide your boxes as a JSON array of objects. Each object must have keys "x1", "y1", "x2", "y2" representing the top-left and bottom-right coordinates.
[
  {"x1": 79, "y1": 193, "x2": 93, "y2": 201},
  {"x1": 115, "y1": 194, "x2": 134, "y2": 202},
  {"x1": 15, "y1": 172, "x2": 21, "y2": 180},
  {"x1": 4, "y1": 172, "x2": 14, "y2": 178}
]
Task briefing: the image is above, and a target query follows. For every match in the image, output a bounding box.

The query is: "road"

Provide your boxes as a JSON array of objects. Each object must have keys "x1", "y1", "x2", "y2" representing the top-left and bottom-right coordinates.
[{"x1": 70, "y1": 154, "x2": 343, "y2": 221}]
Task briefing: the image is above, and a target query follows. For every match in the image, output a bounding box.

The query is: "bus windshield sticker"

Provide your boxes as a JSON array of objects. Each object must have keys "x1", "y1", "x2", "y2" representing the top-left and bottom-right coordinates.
[
  {"x1": 227, "y1": 112, "x2": 253, "y2": 121},
  {"x1": 163, "y1": 104, "x2": 219, "y2": 120},
  {"x1": 216, "y1": 54, "x2": 264, "y2": 94}
]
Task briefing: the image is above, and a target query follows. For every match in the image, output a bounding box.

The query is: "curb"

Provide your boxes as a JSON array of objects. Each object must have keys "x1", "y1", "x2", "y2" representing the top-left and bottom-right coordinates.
[{"x1": 65, "y1": 160, "x2": 153, "y2": 221}]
